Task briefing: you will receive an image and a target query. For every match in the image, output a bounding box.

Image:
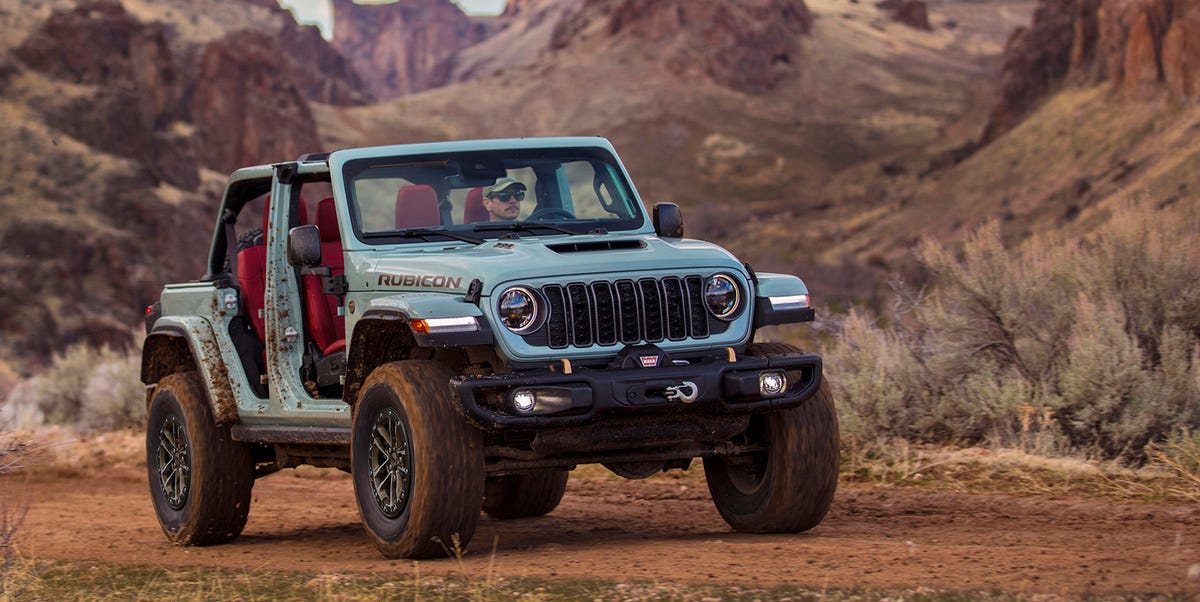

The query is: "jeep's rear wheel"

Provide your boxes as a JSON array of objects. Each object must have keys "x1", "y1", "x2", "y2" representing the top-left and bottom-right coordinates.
[
  {"x1": 351, "y1": 361, "x2": 484, "y2": 559},
  {"x1": 146, "y1": 371, "x2": 255, "y2": 545},
  {"x1": 704, "y1": 343, "x2": 839, "y2": 533},
  {"x1": 482, "y1": 470, "x2": 569, "y2": 519}
]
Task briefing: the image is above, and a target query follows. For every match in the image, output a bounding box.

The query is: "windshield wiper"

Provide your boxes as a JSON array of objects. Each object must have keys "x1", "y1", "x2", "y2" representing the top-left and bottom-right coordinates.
[
  {"x1": 472, "y1": 222, "x2": 579, "y2": 236},
  {"x1": 393, "y1": 228, "x2": 484, "y2": 245}
]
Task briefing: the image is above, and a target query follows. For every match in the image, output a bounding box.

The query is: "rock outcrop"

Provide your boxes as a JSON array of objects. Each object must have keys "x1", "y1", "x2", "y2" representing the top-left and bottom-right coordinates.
[
  {"x1": 892, "y1": 0, "x2": 933, "y2": 30},
  {"x1": 981, "y1": 0, "x2": 1085, "y2": 141},
  {"x1": 1, "y1": 0, "x2": 334, "y2": 370},
  {"x1": 15, "y1": 0, "x2": 194, "y2": 186},
  {"x1": 190, "y1": 30, "x2": 322, "y2": 173},
  {"x1": 331, "y1": 0, "x2": 490, "y2": 98},
  {"x1": 14, "y1": 0, "x2": 355, "y2": 179},
  {"x1": 279, "y1": 24, "x2": 372, "y2": 106},
  {"x1": 983, "y1": 0, "x2": 1199, "y2": 141},
  {"x1": 552, "y1": 0, "x2": 812, "y2": 93}
]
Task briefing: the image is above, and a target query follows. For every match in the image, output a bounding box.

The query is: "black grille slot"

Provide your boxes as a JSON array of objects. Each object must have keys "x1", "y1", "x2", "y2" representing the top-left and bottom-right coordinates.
[
  {"x1": 685, "y1": 276, "x2": 709, "y2": 337},
  {"x1": 567, "y1": 283, "x2": 592, "y2": 346},
  {"x1": 639, "y1": 278, "x2": 665, "y2": 342},
  {"x1": 616, "y1": 280, "x2": 640, "y2": 344},
  {"x1": 662, "y1": 277, "x2": 687, "y2": 340},
  {"x1": 592, "y1": 282, "x2": 617, "y2": 345},
  {"x1": 529, "y1": 275, "x2": 726, "y2": 349},
  {"x1": 544, "y1": 285, "x2": 568, "y2": 348}
]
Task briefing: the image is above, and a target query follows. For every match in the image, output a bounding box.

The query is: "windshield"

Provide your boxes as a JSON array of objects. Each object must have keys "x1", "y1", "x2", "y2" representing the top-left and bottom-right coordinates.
[{"x1": 342, "y1": 146, "x2": 644, "y2": 244}]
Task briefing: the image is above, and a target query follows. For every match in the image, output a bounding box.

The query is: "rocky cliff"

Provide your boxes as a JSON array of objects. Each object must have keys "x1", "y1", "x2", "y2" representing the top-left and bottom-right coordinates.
[
  {"x1": 551, "y1": 0, "x2": 811, "y2": 93},
  {"x1": 190, "y1": 30, "x2": 322, "y2": 173},
  {"x1": 0, "y1": 0, "x2": 364, "y2": 373},
  {"x1": 331, "y1": 0, "x2": 491, "y2": 98},
  {"x1": 14, "y1": 1, "x2": 193, "y2": 186},
  {"x1": 984, "y1": 0, "x2": 1199, "y2": 140},
  {"x1": 12, "y1": 0, "x2": 363, "y2": 177}
]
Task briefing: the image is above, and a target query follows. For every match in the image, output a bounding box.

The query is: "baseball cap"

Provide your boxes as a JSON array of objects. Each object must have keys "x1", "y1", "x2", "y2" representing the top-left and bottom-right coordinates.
[{"x1": 485, "y1": 177, "x2": 527, "y2": 197}]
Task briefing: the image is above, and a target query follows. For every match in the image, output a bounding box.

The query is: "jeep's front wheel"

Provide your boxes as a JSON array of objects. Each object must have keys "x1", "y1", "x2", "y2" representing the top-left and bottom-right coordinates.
[
  {"x1": 351, "y1": 361, "x2": 484, "y2": 559},
  {"x1": 482, "y1": 470, "x2": 569, "y2": 519},
  {"x1": 146, "y1": 371, "x2": 255, "y2": 545},
  {"x1": 704, "y1": 343, "x2": 839, "y2": 533}
]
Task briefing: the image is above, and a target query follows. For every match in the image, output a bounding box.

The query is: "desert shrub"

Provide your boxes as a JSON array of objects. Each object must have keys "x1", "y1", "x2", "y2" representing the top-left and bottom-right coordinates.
[
  {"x1": 3, "y1": 343, "x2": 144, "y2": 432},
  {"x1": 827, "y1": 199, "x2": 1200, "y2": 462}
]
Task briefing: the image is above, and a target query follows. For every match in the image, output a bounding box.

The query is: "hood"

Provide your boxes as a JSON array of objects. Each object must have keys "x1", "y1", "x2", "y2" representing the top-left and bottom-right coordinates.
[{"x1": 346, "y1": 234, "x2": 747, "y2": 295}]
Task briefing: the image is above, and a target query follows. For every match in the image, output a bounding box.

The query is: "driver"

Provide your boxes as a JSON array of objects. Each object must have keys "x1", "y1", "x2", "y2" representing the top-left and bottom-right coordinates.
[{"x1": 481, "y1": 177, "x2": 527, "y2": 222}]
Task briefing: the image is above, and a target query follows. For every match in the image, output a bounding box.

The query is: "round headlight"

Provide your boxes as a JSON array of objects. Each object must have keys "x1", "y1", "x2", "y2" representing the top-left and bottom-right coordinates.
[
  {"x1": 704, "y1": 274, "x2": 742, "y2": 320},
  {"x1": 498, "y1": 286, "x2": 541, "y2": 333}
]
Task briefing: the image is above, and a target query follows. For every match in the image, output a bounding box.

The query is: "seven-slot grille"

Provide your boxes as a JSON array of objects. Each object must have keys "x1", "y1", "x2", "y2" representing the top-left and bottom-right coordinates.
[{"x1": 533, "y1": 276, "x2": 731, "y2": 349}]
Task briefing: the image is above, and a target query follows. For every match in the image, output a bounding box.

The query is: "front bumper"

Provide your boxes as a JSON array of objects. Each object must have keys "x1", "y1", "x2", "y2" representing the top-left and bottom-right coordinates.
[{"x1": 451, "y1": 349, "x2": 823, "y2": 429}]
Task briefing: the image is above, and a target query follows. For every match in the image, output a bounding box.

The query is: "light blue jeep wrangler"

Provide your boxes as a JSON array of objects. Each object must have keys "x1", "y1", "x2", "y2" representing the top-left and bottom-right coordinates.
[{"x1": 141, "y1": 137, "x2": 838, "y2": 559}]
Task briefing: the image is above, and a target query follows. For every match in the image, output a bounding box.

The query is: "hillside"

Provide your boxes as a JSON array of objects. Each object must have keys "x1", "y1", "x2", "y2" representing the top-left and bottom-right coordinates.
[
  {"x1": 5, "y1": 0, "x2": 1194, "y2": 379},
  {"x1": 785, "y1": 0, "x2": 1200, "y2": 301}
]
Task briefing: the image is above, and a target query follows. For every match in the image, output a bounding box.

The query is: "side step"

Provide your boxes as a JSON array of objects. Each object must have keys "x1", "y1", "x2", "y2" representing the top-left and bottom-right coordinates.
[{"x1": 231, "y1": 425, "x2": 351, "y2": 445}]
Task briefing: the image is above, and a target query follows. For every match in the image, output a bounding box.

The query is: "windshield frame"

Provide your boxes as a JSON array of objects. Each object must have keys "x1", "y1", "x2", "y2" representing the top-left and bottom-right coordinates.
[{"x1": 337, "y1": 143, "x2": 647, "y2": 246}]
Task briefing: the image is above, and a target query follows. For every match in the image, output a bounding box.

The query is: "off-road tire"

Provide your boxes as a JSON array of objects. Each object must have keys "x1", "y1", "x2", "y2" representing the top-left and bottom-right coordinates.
[
  {"x1": 351, "y1": 361, "x2": 485, "y2": 559},
  {"x1": 146, "y1": 371, "x2": 255, "y2": 545},
  {"x1": 482, "y1": 470, "x2": 569, "y2": 520},
  {"x1": 704, "y1": 342, "x2": 839, "y2": 533}
]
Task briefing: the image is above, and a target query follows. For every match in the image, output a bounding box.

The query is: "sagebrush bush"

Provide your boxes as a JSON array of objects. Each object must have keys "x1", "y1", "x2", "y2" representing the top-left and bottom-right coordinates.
[
  {"x1": 2, "y1": 342, "x2": 144, "y2": 432},
  {"x1": 827, "y1": 199, "x2": 1200, "y2": 462}
]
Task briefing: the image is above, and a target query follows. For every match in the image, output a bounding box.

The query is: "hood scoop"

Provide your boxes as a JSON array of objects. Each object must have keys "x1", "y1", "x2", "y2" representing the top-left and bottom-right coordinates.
[{"x1": 547, "y1": 240, "x2": 647, "y2": 254}]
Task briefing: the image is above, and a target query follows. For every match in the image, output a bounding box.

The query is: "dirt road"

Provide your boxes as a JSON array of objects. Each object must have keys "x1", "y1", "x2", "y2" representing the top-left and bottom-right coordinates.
[{"x1": 8, "y1": 467, "x2": 1199, "y2": 596}]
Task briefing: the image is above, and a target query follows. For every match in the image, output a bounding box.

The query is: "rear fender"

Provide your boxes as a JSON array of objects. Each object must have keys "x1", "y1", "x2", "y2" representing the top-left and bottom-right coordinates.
[{"x1": 141, "y1": 316, "x2": 239, "y2": 424}]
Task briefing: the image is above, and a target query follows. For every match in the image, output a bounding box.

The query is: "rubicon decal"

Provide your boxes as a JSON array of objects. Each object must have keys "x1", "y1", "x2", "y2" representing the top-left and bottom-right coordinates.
[{"x1": 377, "y1": 273, "x2": 463, "y2": 289}]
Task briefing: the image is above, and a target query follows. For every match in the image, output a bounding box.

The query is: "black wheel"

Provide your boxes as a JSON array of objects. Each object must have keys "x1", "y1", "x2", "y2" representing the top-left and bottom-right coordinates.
[
  {"x1": 351, "y1": 361, "x2": 484, "y2": 559},
  {"x1": 146, "y1": 371, "x2": 254, "y2": 545},
  {"x1": 482, "y1": 470, "x2": 569, "y2": 519},
  {"x1": 704, "y1": 342, "x2": 839, "y2": 533}
]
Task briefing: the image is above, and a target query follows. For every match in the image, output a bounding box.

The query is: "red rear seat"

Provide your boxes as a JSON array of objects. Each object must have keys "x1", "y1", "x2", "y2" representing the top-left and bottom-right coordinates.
[
  {"x1": 395, "y1": 184, "x2": 441, "y2": 228},
  {"x1": 301, "y1": 197, "x2": 346, "y2": 355},
  {"x1": 463, "y1": 187, "x2": 487, "y2": 223}
]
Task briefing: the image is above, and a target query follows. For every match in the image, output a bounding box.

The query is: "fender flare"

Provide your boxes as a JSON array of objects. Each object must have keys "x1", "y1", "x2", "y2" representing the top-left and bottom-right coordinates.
[{"x1": 141, "y1": 318, "x2": 239, "y2": 424}]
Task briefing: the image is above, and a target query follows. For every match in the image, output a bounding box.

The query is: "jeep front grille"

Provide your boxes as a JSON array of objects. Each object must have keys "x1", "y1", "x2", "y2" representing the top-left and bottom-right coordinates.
[{"x1": 528, "y1": 276, "x2": 730, "y2": 349}]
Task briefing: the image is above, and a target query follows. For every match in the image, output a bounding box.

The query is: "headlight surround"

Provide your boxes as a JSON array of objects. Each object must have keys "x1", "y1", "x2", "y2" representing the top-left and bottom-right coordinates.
[
  {"x1": 497, "y1": 286, "x2": 542, "y2": 334},
  {"x1": 704, "y1": 274, "x2": 742, "y2": 320}
]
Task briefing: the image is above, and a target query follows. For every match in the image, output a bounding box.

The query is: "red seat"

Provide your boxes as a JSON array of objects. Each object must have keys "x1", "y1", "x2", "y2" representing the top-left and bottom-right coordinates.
[
  {"x1": 237, "y1": 245, "x2": 268, "y2": 342},
  {"x1": 463, "y1": 187, "x2": 488, "y2": 223},
  {"x1": 237, "y1": 195, "x2": 307, "y2": 345},
  {"x1": 395, "y1": 185, "x2": 441, "y2": 228},
  {"x1": 301, "y1": 197, "x2": 346, "y2": 355}
]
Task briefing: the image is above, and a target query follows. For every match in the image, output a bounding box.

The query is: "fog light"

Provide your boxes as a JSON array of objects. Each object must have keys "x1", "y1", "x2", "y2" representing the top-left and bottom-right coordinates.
[
  {"x1": 759, "y1": 371, "x2": 787, "y2": 397},
  {"x1": 512, "y1": 390, "x2": 536, "y2": 413}
]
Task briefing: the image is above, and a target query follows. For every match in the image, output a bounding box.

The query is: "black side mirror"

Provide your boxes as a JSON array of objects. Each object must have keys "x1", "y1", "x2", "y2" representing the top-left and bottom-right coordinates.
[
  {"x1": 287, "y1": 225, "x2": 322, "y2": 267},
  {"x1": 652, "y1": 203, "x2": 684, "y2": 238}
]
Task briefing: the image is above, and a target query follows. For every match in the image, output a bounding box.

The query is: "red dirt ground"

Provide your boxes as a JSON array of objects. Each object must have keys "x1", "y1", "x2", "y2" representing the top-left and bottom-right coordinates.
[{"x1": 6, "y1": 466, "x2": 1199, "y2": 596}]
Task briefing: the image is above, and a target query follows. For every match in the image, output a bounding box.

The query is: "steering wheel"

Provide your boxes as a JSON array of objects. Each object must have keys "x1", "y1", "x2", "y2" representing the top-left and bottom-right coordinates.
[{"x1": 525, "y1": 207, "x2": 575, "y2": 221}]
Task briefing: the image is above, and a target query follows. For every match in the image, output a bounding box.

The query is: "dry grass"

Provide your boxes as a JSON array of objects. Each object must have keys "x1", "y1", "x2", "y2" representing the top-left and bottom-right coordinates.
[
  {"x1": 0, "y1": 431, "x2": 41, "y2": 600},
  {"x1": 25, "y1": 560, "x2": 1165, "y2": 602},
  {"x1": 841, "y1": 439, "x2": 1200, "y2": 503},
  {"x1": 1146, "y1": 430, "x2": 1200, "y2": 503}
]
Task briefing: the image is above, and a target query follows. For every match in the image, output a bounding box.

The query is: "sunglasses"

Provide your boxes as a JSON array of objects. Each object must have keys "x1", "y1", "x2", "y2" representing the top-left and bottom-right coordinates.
[{"x1": 490, "y1": 190, "x2": 525, "y2": 202}]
